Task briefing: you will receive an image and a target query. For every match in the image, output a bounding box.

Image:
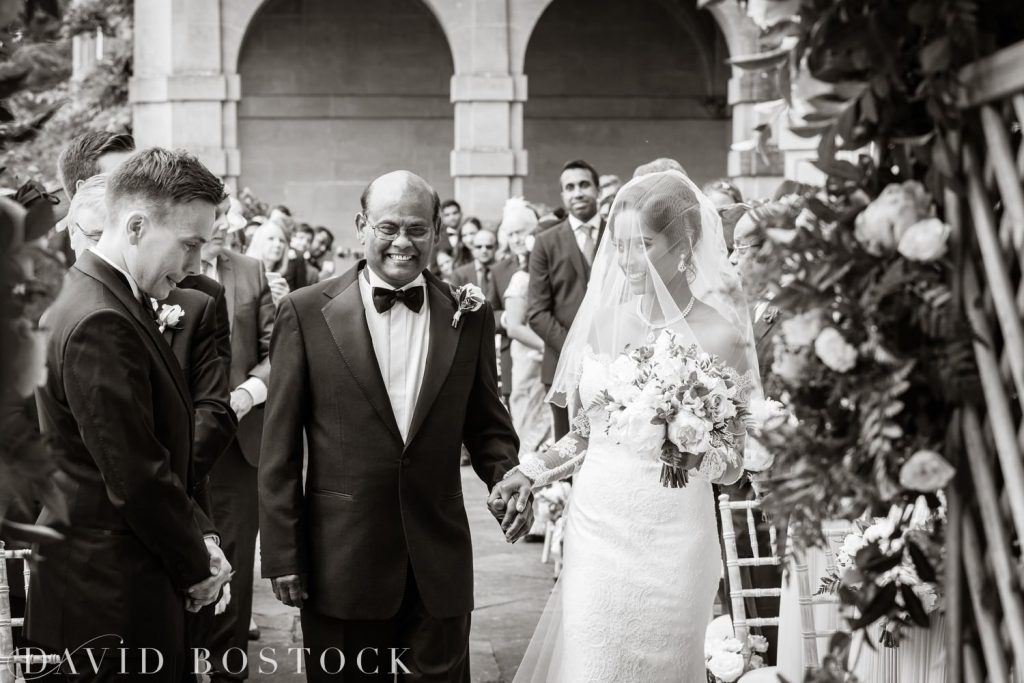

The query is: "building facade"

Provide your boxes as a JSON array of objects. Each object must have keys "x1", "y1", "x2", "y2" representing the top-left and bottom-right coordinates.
[{"x1": 132, "y1": 0, "x2": 781, "y2": 244}]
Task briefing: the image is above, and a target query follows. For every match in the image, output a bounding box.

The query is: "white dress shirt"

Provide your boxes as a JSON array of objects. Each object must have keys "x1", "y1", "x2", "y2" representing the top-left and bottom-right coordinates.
[
  {"x1": 200, "y1": 256, "x2": 268, "y2": 406},
  {"x1": 358, "y1": 266, "x2": 431, "y2": 442},
  {"x1": 568, "y1": 213, "x2": 601, "y2": 253},
  {"x1": 91, "y1": 248, "x2": 143, "y2": 301}
]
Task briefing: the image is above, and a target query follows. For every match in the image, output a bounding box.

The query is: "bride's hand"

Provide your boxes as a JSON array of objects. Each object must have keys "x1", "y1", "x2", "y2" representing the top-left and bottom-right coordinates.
[{"x1": 487, "y1": 472, "x2": 534, "y2": 542}]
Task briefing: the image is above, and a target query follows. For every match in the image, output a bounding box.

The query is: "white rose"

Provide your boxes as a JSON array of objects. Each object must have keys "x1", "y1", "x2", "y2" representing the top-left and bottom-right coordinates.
[
  {"x1": 743, "y1": 436, "x2": 775, "y2": 473},
  {"x1": 863, "y1": 518, "x2": 896, "y2": 544},
  {"x1": 749, "y1": 634, "x2": 769, "y2": 654},
  {"x1": 667, "y1": 410, "x2": 712, "y2": 454},
  {"x1": 854, "y1": 181, "x2": 932, "y2": 255},
  {"x1": 897, "y1": 218, "x2": 951, "y2": 262},
  {"x1": 780, "y1": 309, "x2": 823, "y2": 348},
  {"x1": 707, "y1": 651, "x2": 746, "y2": 682},
  {"x1": 813, "y1": 327, "x2": 857, "y2": 373},
  {"x1": 707, "y1": 393, "x2": 738, "y2": 423},
  {"x1": 899, "y1": 449, "x2": 955, "y2": 492},
  {"x1": 913, "y1": 583, "x2": 940, "y2": 614},
  {"x1": 615, "y1": 400, "x2": 665, "y2": 454},
  {"x1": 771, "y1": 345, "x2": 809, "y2": 384}
]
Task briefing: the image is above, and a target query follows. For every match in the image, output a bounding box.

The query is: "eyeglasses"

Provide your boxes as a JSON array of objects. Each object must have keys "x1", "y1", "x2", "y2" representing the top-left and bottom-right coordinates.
[
  {"x1": 473, "y1": 244, "x2": 496, "y2": 251},
  {"x1": 361, "y1": 216, "x2": 434, "y2": 242},
  {"x1": 731, "y1": 241, "x2": 764, "y2": 253},
  {"x1": 71, "y1": 222, "x2": 104, "y2": 242}
]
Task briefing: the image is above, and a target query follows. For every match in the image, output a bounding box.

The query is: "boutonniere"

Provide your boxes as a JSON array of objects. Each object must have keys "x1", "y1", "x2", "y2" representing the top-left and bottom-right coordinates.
[
  {"x1": 763, "y1": 305, "x2": 779, "y2": 324},
  {"x1": 154, "y1": 301, "x2": 185, "y2": 333},
  {"x1": 449, "y1": 283, "x2": 485, "y2": 329}
]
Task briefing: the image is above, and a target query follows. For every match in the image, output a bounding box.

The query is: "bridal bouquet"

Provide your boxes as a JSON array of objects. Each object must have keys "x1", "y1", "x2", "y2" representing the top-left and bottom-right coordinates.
[{"x1": 596, "y1": 329, "x2": 751, "y2": 488}]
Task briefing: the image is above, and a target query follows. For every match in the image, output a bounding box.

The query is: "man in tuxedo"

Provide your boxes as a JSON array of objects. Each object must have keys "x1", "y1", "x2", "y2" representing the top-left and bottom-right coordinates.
[
  {"x1": 29, "y1": 148, "x2": 232, "y2": 679},
  {"x1": 259, "y1": 171, "x2": 533, "y2": 682},
  {"x1": 198, "y1": 215, "x2": 275, "y2": 682},
  {"x1": 449, "y1": 229, "x2": 518, "y2": 401},
  {"x1": 527, "y1": 159, "x2": 603, "y2": 439}
]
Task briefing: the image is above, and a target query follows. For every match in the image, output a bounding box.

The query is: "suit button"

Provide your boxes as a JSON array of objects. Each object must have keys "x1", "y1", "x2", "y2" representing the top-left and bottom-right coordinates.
[{"x1": 402, "y1": 458, "x2": 411, "y2": 466}]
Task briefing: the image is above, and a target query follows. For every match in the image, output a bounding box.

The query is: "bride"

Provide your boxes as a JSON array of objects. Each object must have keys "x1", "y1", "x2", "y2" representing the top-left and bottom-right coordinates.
[{"x1": 506, "y1": 170, "x2": 761, "y2": 682}]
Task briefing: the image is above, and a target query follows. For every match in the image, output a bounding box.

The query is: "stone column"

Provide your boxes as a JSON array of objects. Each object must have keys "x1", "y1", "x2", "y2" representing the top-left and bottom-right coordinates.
[
  {"x1": 131, "y1": 0, "x2": 240, "y2": 189},
  {"x1": 728, "y1": 68, "x2": 785, "y2": 199},
  {"x1": 441, "y1": 0, "x2": 527, "y2": 222}
]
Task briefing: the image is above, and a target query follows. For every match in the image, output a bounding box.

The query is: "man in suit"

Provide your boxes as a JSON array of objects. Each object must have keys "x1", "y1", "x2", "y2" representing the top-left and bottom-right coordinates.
[
  {"x1": 449, "y1": 229, "x2": 518, "y2": 401},
  {"x1": 197, "y1": 216, "x2": 275, "y2": 682},
  {"x1": 527, "y1": 159, "x2": 603, "y2": 439},
  {"x1": 259, "y1": 171, "x2": 532, "y2": 682},
  {"x1": 28, "y1": 148, "x2": 232, "y2": 679}
]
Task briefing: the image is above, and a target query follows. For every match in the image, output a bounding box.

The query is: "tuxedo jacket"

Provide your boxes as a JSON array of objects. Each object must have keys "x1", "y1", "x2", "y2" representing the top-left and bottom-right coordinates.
[
  {"x1": 161, "y1": 284, "x2": 237, "y2": 482},
  {"x1": 449, "y1": 256, "x2": 519, "y2": 395},
  {"x1": 28, "y1": 251, "x2": 214, "y2": 654},
  {"x1": 258, "y1": 263, "x2": 519, "y2": 620},
  {"x1": 527, "y1": 219, "x2": 603, "y2": 385},
  {"x1": 191, "y1": 250, "x2": 274, "y2": 467},
  {"x1": 752, "y1": 302, "x2": 778, "y2": 371}
]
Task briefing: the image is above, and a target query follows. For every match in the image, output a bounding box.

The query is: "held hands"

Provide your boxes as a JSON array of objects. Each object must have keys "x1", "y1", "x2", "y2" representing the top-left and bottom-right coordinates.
[
  {"x1": 230, "y1": 388, "x2": 254, "y2": 420},
  {"x1": 271, "y1": 574, "x2": 308, "y2": 608},
  {"x1": 186, "y1": 538, "x2": 233, "y2": 613},
  {"x1": 486, "y1": 472, "x2": 535, "y2": 544}
]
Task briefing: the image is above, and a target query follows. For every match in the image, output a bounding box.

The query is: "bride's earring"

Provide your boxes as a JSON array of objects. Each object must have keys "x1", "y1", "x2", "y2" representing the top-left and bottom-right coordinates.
[{"x1": 678, "y1": 257, "x2": 696, "y2": 284}]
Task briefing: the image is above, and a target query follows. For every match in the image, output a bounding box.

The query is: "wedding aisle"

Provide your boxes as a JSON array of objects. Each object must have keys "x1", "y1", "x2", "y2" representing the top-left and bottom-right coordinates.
[{"x1": 247, "y1": 465, "x2": 552, "y2": 682}]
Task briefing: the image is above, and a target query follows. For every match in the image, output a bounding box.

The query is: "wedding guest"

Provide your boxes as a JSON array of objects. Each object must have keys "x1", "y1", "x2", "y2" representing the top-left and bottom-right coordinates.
[
  {"x1": 527, "y1": 159, "x2": 603, "y2": 439},
  {"x1": 289, "y1": 222, "x2": 321, "y2": 285},
  {"x1": 439, "y1": 199, "x2": 462, "y2": 256},
  {"x1": 245, "y1": 219, "x2": 296, "y2": 303},
  {"x1": 453, "y1": 216, "x2": 481, "y2": 268},
  {"x1": 436, "y1": 250, "x2": 455, "y2": 282},
  {"x1": 598, "y1": 173, "x2": 622, "y2": 221},
  {"x1": 28, "y1": 148, "x2": 232, "y2": 679},
  {"x1": 198, "y1": 208, "x2": 276, "y2": 683},
  {"x1": 703, "y1": 177, "x2": 744, "y2": 209},
  {"x1": 498, "y1": 198, "x2": 550, "y2": 454},
  {"x1": 632, "y1": 157, "x2": 687, "y2": 178},
  {"x1": 309, "y1": 226, "x2": 336, "y2": 279},
  {"x1": 450, "y1": 229, "x2": 518, "y2": 402}
]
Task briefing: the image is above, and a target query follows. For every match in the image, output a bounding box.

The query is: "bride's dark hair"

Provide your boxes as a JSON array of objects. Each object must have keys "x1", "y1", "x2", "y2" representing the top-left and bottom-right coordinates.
[{"x1": 610, "y1": 173, "x2": 703, "y2": 256}]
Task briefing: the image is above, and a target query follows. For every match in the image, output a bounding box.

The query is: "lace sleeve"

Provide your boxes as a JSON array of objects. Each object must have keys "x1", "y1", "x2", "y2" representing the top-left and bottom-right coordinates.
[{"x1": 506, "y1": 410, "x2": 589, "y2": 489}]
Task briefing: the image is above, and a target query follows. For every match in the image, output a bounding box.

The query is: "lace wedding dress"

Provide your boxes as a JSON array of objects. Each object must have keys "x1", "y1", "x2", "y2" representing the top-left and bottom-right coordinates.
[{"x1": 512, "y1": 350, "x2": 722, "y2": 682}]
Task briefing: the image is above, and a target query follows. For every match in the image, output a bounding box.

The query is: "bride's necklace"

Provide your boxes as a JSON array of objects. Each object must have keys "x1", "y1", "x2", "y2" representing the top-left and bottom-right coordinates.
[
  {"x1": 680, "y1": 296, "x2": 695, "y2": 318},
  {"x1": 643, "y1": 296, "x2": 696, "y2": 342}
]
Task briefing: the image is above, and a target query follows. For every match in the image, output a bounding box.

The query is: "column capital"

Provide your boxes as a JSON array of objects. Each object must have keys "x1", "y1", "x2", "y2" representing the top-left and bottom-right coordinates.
[
  {"x1": 729, "y1": 148, "x2": 784, "y2": 177},
  {"x1": 129, "y1": 74, "x2": 241, "y2": 104},
  {"x1": 450, "y1": 74, "x2": 528, "y2": 103},
  {"x1": 728, "y1": 71, "x2": 777, "y2": 105}
]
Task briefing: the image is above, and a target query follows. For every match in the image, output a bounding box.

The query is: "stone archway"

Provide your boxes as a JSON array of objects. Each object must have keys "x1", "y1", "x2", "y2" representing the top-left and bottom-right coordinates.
[
  {"x1": 521, "y1": 0, "x2": 732, "y2": 205},
  {"x1": 234, "y1": 0, "x2": 455, "y2": 241}
]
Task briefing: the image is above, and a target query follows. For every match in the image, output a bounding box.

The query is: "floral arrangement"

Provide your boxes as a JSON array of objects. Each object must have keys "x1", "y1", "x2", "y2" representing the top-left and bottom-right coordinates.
[
  {"x1": 705, "y1": 631, "x2": 769, "y2": 682},
  {"x1": 751, "y1": 174, "x2": 976, "y2": 641},
  {"x1": 593, "y1": 328, "x2": 752, "y2": 488},
  {"x1": 819, "y1": 502, "x2": 944, "y2": 647}
]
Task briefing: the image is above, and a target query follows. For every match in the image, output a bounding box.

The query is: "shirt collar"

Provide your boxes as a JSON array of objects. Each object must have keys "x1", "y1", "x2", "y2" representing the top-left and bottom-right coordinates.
[
  {"x1": 90, "y1": 247, "x2": 142, "y2": 301},
  {"x1": 568, "y1": 213, "x2": 601, "y2": 233},
  {"x1": 363, "y1": 264, "x2": 426, "y2": 292}
]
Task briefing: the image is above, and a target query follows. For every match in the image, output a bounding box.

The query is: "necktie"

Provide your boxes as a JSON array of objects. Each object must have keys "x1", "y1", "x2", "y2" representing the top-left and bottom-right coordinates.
[
  {"x1": 372, "y1": 285, "x2": 424, "y2": 314},
  {"x1": 480, "y1": 265, "x2": 498, "y2": 305},
  {"x1": 582, "y1": 227, "x2": 597, "y2": 265}
]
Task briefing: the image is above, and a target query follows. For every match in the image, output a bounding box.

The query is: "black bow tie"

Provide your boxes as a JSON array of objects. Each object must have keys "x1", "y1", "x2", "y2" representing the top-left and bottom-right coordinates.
[{"x1": 372, "y1": 285, "x2": 424, "y2": 314}]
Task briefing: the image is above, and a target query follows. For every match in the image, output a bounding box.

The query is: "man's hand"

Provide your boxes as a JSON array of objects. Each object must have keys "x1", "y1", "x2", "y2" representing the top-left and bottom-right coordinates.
[
  {"x1": 271, "y1": 574, "x2": 308, "y2": 608},
  {"x1": 230, "y1": 388, "x2": 254, "y2": 420},
  {"x1": 186, "y1": 538, "x2": 232, "y2": 613},
  {"x1": 486, "y1": 472, "x2": 534, "y2": 543}
]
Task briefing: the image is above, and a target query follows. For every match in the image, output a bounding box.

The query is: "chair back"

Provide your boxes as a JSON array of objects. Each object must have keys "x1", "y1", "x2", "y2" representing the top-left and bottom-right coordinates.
[
  {"x1": 0, "y1": 541, "x2": 61, "y2": 682},
  {"x1": 792, "y1": 523, "x2": 853, "y2": 671}
]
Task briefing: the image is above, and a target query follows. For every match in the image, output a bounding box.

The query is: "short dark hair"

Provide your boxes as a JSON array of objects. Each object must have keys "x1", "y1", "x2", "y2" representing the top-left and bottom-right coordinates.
[
  {"x1": 360, "y1": 179, "x2": 441, "y2": 226},
  {"x1": 107, "y1": 148, "x2": 226, "y2": 220},
  {"x1": 58, "y1": 131, "x2": 135, "y2": 198},
  {"x1": 440, "y1": 199, "x2": 461, "y2": 212},
  {"x1": 560, "y1": 159, "x2": 599, "y2": 189},
  {"x1": 314, "y1": 226, "x2": 335, "y2": 247},
  {"x1": 271, "y1": 204, "x2": 292, "y2": 216},
  {"x1": 295, "y1": 222, "x2": 314, "y2": 237}
]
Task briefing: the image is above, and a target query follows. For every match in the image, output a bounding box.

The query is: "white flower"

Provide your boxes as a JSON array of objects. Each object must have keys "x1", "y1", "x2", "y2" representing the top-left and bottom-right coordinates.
[
  {"x1": 667, "y1": 409, "x2": 712, "y2": 454},
  {"x1": 899, "y1": 449, "x2": 956, "y2": 492},
  {"x1": 613, "y1": 397, "x2": 665, "y2": 454},
  {"x1": 156, "y1": 303, "x2": 185, "y2": 333},
  {"x1": 914, "y1": 583, "x2": 940, "y2": 613},
  {"x1": 898, "y1": 218, "x2": 951, "y2": 262},
  {"x1": 813, "y1": 328, "x2": 857, "y2": 373},
  {"x1": 743, "y1": 436, "x2": 775, "y2": 473},
  {"x1": 780, "y1": 309, "x2": 823, "y2": 348},
  {"x1": 838, "y1": 532, "x2": 868, "y2": 569},
  {"x1": 450, "y1": 283, "x2": 485, "y2": 328},
  {"x1": 707, "y1": 392, "x2": 738, "y2": 423},
  {"x1": 771, "y1": 345, "x2": 809, "y2": 384},
  {"x1": 744, "y1": 0, "x2": 801, "y2": 29},
  {"x1": 854, "y1": 181, "x2": 932, "y2": 255},
  {"x1": 748, "y1": 397, "x2": 788, "y2": 432},
  {"x1": 749, "y1": 634, "x2": 769, "y2": 654},
  {"x1": 863, "y1": 518, "x2": 896, "y2": 544},
  {"x1": 707, "y1": 651, "x2": 745, "y2": 682}
]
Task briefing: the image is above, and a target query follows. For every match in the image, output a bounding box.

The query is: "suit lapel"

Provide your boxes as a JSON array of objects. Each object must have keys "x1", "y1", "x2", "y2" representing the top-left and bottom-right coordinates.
[
  {"x1": 321, "y1": 266, "x2": 402, "y2": 441},
  {"x1": 75, "y1": 252, "x2": 192, "y2": 413},
  {"x1": 405, "y1": 273, "x2": 462, "y2": 448},
  {"x1": 559, "y1": 223, "x2": 589, "y2": 281},
  {"x1": 218, "y1": 254, "x2": 236, "y2": 332}
]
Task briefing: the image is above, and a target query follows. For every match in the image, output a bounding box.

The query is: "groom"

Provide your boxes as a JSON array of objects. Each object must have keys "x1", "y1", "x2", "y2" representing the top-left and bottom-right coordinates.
[{"x1": 258, "y1": 171, "x2": 533, "y2": 682}]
